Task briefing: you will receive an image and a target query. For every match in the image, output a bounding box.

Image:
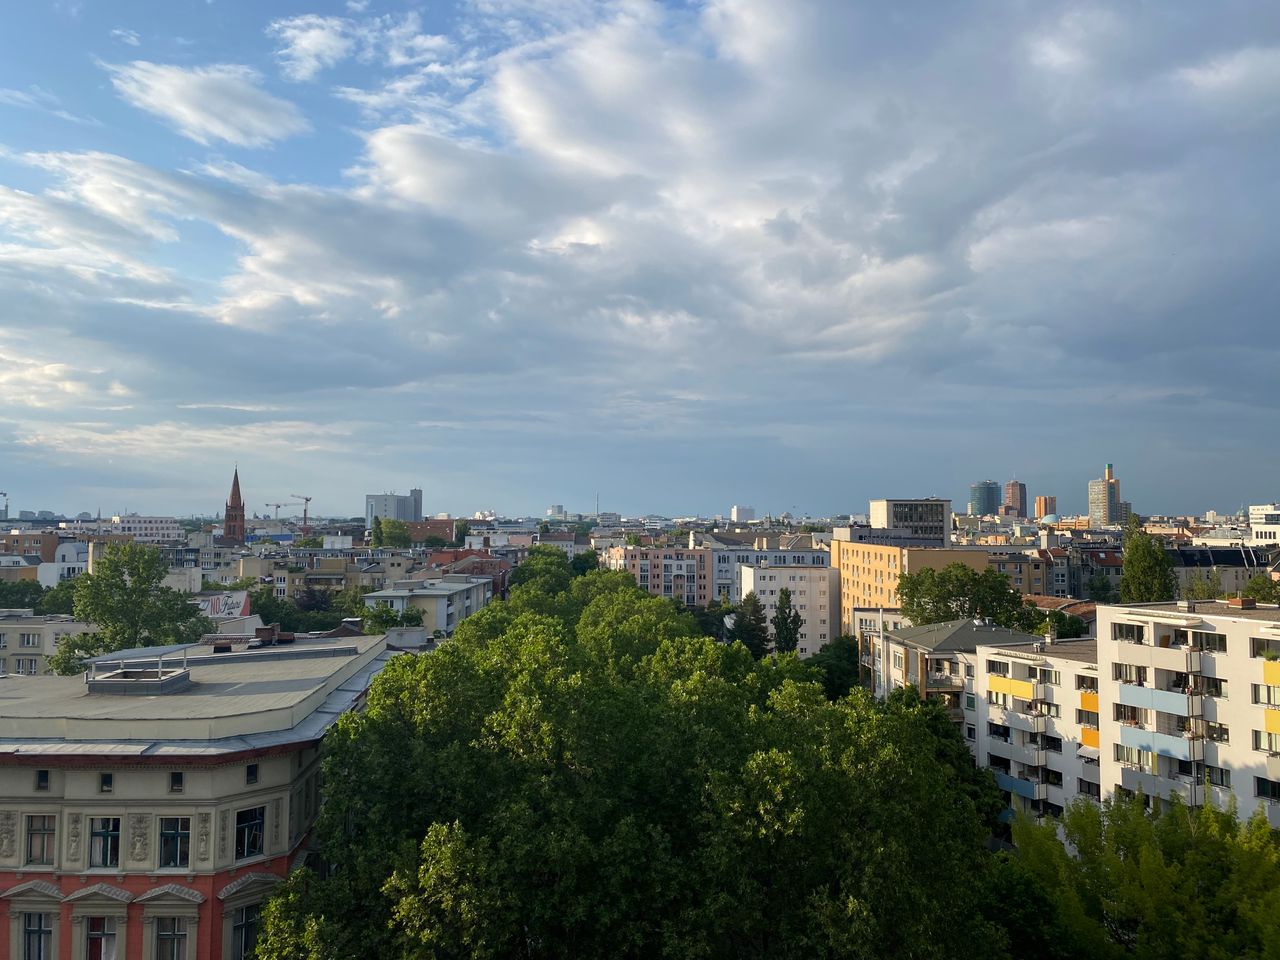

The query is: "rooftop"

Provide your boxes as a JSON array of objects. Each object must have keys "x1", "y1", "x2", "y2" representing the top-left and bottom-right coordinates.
[
  {"x1": 888, "y1": 619, "x2": 1044, "y2": 653},
  {"x1": 985, "y1": 637, "x2": 1098, "y2": 665},
  {"x1": 1104, "y1": 599, "x2": 1280, "y2": 623}
]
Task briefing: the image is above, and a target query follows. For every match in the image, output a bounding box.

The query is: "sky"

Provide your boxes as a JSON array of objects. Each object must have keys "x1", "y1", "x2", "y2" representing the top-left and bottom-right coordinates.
[{"x1": 0, "y1": 1, "x2": 1277, "y2": 521}]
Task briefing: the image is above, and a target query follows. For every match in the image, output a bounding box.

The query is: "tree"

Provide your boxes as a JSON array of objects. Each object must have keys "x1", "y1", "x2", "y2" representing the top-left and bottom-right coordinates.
[
  {"x1": 452, "y1": 520, "x2": 470, "y2": 547},
  {"x1": 771, "y1": 587, "x2": 803, "y2": 654},
  {"x1": 48, "y1": 543, "x2": 212, "y2": 674},
  {"x1": 509, "y1": 544, "x2": 574, "y2": 594},
  {"x1": 381, "y1": 519, "x2": 412, "y2": 549},
  {"x1": 0, "y1": 579, "x2": 45, "y2": 609},
  {"x1": 418, "y1": 535, "x2": 449, "y2": 550},
  {"x1": 1181, "y1": 567, "x2": 1223, "y2": 601},
  {"x1": 538, "y1": 520, "x2": 552, "y2": 536},
  {"x1": 292, "y1": 536, "x2": 324, "y2": 549},
  {"x1": 897, "y1": 563, "x2": 1025, "y2": 627},
  {"x1": 1085, "y1": 570, "x2": 1117, "y2": 603},
  {"x1": 731, "y1": 591, "x2": 769, "y2": 659},
  {"x1": 247, "y1": 586, "x2": 345, "y2": 633},
  {"x1": 36, "y1": 578, "x2": 76, "y2": 615},
  {"x1": 370, "y1": 516, "x2": 384, "y2": 548},
  {"x1": 569, "y1": 548, "x2": 599, "y2": 577},
  {"x1": 806, "y1": 634, "x2": 861, "y2": 700},
  {"x1": 1242, "y1": 574, "x2": 1280, "y2": 604},
  {"x1": 257, "y1": 571, "x2": 1009, "y2": 960},
  {"x1": 1119, "y1": 518, "x2": 1176, "y2": 603}
]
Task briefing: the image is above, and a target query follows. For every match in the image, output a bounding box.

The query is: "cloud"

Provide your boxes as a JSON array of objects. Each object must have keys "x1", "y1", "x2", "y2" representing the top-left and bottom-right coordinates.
[
  {"x1": 266, "y1": 12, "x2": 452, "y2": 83},
  {"x1": 0, "y1": 85, "x2": 97, "y2": 125},
  {"x1": 103, "y1": 61, "x2": 310, "y2": 146},
  {"x1": 110, "y1": 27, "x2": 140, "y2": 46},
  {"x1": 267, "y1": 15, "x2": 355, "y2": 81}
]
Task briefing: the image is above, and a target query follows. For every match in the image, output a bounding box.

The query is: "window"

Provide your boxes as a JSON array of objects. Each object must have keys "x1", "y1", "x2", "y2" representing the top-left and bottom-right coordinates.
[
  {"x1": 245, "y1": 763, "x2": 259, "y2": 785},
  {"x1": 1252, "y1": 684, "x2": 1280, "y2": 706},
  {"x1": 1115, "y1": 744, "x2": 1154, "y2": 771},
  {"x1": 1042, "y1": 735, "x2": 1063, "y2": 753},
  {"x1": 965, "y1": 693, "x2": 976, "y2": 710},
  {"x1": 231, "y1": 904, "x2": 261, "y2": 960},
  {"x1": 34, "y1": 769, "x2": 49, "y2": 791},
  {"x1": 1115, "y1": 704, "x2": 1144, "y2": 725},
  {"x1": 965, "y1": 724, "x2": 976, "y2": 741},
  {"x1": 169, "y1": 771, "x2": 184, "y2": 794},
  {"x1": 987, "y1": 690, "x2": 1010, "y2": 708},
  {"x1": 964, "y1": 663, "x2": 974, "y2": 678},
  {"x1": 89, "y1": 817, "x2": 120, "y2": 868},
  {"x1": 235, "y1": 807, "x2": 265, "y2": 860},
  {"x1": 25, "y1": 815, "x2": 55, "y2": 866},
  {"x1": 1258, "y1": 777, "x2": 1280, "y2": 802},
  {"x1": 1255, "y1": 730, "x2": 1280, "y2": 753},
  {"x1": 1113, "y1": 663, "x2": 1147, "y2": 685},
  {"x1": 85, "y1": 917, "x2": 116, "y2": 960},
  {"x1": 1251, "y1": 637, "x2": 1280, "y2": 659},
  {"x1": 155, "y1": 917, "x2": 188, "y2": 960},
  {"x1": 1076, "y1": 675, "x2": 1098, "y2": 692},
  {"x1": 1113, "y1": 623, "x2": 1145, "y2": 643},
  {"x1": 1195, "y1": 631, "x2": 1227, "y2": 653},
  {"x1": 1202, "y1": 676, "x2": 1228, "y2": 699},
  {"x1": 1043, "y1": 702, "x2": 1061, "y2": 719},
  {"x1": 98, "y1": 773, "x2": 113, "y2": 794},
  {"x1": 1206, "y1": 721, "x2": 1230, "y2": 744},
  {"x1": 23, "y1": 912, "x2": 53, "y2": 960},
  {"x1": 1038, "y1": 668, "x2": 1061, "y2": 685},
  {"x1": 1043, "y1": 768, "x2": 1063, "y2": 787},
  {"x1": 986, "y1": 659, "x2": 1009, "y2": 676},
  {"x1": 159, "y1": 817, "x2": 190, "y2": 869},
  {"x1": 1077, "y1": 779, "x2": 1102, "y2": 800},
  {"x1": 1077, "y1": 709, "x2": 1100, "y2": 727}
]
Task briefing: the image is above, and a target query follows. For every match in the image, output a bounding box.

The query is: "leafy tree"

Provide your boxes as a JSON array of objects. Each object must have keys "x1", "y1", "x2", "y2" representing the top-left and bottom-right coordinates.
[
  {"x1": 1242, "y1": 574, "x2": 1280, "y2": 604},
  {"x1": 292, "y1": 536, "x2": 324, "y2": 549},
  {"x1": 36, "y1": 578, "x2": 76, "y2": 615},
  {"x1": 452, "y1": 520, "x2": 469, "y2": 546},
  {"x1": 1085, "y1": 570, "x2": 1118, "y2": 603},
  {"x1": 538, "y1": 520, "x2": 552, "y2": 535},
  {"x1": 334, "y1": 585, "x2": 374, "y2": 618},
  {"x1": 806, "y1": 634, "x2": 861, "y2": 700},
  {"x1": 417, "y1": 535, "x2": 449, "y2": 550},
  {"x1": 295, "y1": 587, "x2": 333, "y2": 613},
  {"x1": 509, "y1": 544, "x2": 574, "y2": 594},
  {"x1": 1180, "y1": 567, "x2": 1224, "y2": 601},
  {"x1": 362, "y1": 603, "x2": 419, "y2": 634},
  {"x1": 731, "y1": 591, "x2": 769, "y2": 659},
  {"x1": 1119, "y1": 518, "x2": 1176, "y2": 603},
  {"x1": 771, "y1": 586, "x2": 803, "y2": 654},
  {"x1": 382, "y1": 519, "x2": 412, "y2": 549},
  {"x1": 370, "y1": 516, "x2": 384, "y2": 549},
  {"x1": 248, "y1": 586, "x2": 344, "y2": 633},
  {"x1": 1012, "y1": 604, "x2": 1088, "y2": 640},
  {"x1": 258, "y1": 571, "x2": 1008, "y2": 960},
  {"x1": 48, "y1": 543, "x2": 212, "y2": 674},
  {"x1": 683, "y1": 597, "x2": 734, "y2": 642},
  {"x1": 226, "y1": 575, "x2": 261, "y2": 590},
  {"x1": 897, "y1": 563, "x2": 1025, "y2": 627},
  {"x1": 569, "y1": 548, "x2": 599, "y2": 577},
  {"x1": 0, "y1": 579, "x2": 46, "y2": 609}
]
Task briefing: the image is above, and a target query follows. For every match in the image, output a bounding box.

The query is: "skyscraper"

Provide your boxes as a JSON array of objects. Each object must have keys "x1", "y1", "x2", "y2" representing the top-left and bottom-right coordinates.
[
  {"x1": 1088, "y1": 463, "x2": 1122, "y2": 527},
  {"x1": 224, "y1": 467, "x2": 246, "y2": 543},
  {"x1": 1034, "y1": 495, "x2": 1057, "y2": 520},
  {"x1": 968, "y1": 480, "x2": 1000, "y2": 516},
  {"x1": 1003, "y1": 479, "x2": 1027, "y2": 519}
]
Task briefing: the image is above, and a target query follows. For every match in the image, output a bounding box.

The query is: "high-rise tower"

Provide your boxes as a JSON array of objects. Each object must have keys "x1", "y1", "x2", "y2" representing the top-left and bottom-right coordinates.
[
  {"x1": 969, "y1": 480, "x2": 1000, "y2": 516},
  {"x1": 1003, "y1": 479, "x2": 1028, "y2": 519},
  {"x1": 224, "y1": 467, "x2": 246, "y2": 543},
  {"x1": 1087, "y1": 463, "x2": 1122, "y2": 527}
]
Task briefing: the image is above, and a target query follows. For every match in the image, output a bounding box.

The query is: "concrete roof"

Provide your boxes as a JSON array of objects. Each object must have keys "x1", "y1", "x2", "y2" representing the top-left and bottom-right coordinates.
[
  {"x1": 985, "y1": 638, "x2": 1098, "y2": 665},
  {"x1": 887, "y1": 619, "x2": 1044, "y2": 653},
  {"x1": 1107, "y1": 600, "x2": 1280, "y2": 623}
]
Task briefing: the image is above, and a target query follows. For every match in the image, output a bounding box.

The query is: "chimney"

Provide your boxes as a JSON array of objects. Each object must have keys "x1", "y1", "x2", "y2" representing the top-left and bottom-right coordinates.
[{"x1": 1228, "y1": 596, "x2": 1257, "y2": 609}]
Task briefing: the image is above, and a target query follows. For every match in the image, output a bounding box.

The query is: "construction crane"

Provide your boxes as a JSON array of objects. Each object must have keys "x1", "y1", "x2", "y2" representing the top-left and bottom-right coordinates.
[
  {"x1": 265, "y1": 501, "x2": 303, "y2": 520},
  {"x1": 291, "y1": 494, "x2": 313, "y2": 535}
]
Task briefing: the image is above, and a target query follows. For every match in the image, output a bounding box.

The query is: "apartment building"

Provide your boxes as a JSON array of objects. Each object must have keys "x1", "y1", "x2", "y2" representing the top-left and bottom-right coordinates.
[
  {"x1": 1248, "y1": 504, "x2": 1280, "y2": 544},
  {"x1": 106, "y1": 515, "x2": 183, "y2": 543},
  {"x1": 365, "y1": 490, "x2": 423, "y2": 527},
  {"x1": 700, "y1": 533, "x2": 828, "y2": 603},
  {"x1": 1096, "y1": 598, "x2": 1280, "y2": 827},
  {"x1": 986, "y1": 552, "x2": 1051, "y2": 597},
  {"x1": 868, "y1": 498, "x2": 952, "y2": 545},
  {"x1": 362, "y1": 574, "x2": 494, "y2": 636},
  {"x1": 0, "y1": 534, "x2": 60, "y2": 565},
  {"x1": 0, "y1": 611, "x2": 94, "y2": 677},
  {"x1": 600, "y1": 546, "x2": 712, "y2": 607},
  {"x1": 828, "y1": 537, "x2": 988, "y2": 634},
  {"x1": 739, "y1": 565, "x2": 838, "y2": 657},
  {"x1": 0, "y1": 636, "x2": 391, "y2": 960},
  {"x1": 36, "y1": 542, "x2": 88, "y2": 589}
]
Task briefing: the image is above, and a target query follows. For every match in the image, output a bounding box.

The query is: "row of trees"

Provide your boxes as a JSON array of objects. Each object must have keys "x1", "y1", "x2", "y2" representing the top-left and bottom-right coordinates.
[
  {"x1": 0, "y1": 577, "x2": 77, "y2": 615},
  {"x1": 897, "y1": 564, "x2": 1088, "y2": 638},
  {"x1": 728, "y1": 588, "x2": 803, "y2": 658}
]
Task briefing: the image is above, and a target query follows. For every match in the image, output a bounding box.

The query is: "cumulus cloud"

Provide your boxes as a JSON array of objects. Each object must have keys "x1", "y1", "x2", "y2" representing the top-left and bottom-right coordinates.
[
  {"x1": 267, "y1": 15, "x2": 355, "y2": 81},
  {"x1": 104, "y1": 61, "x2": 310, "y2": 146}
]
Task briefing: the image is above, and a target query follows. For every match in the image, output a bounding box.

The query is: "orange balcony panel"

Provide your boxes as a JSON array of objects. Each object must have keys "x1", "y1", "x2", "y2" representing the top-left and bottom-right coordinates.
[
  {"x1": 1081, "y1": 727, "x2": 1100, "y2": 749},
  {"x1": 1080, "y1": 691, "x2": 1099, "y2": 713}
]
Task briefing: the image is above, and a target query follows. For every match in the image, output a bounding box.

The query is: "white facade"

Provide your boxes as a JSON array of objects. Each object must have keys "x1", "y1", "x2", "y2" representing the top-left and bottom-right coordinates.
[
  {"x1": 108, "y1": 515, "x2": 182, "y2": 542},
  {"x1": 1249, "y1": 504, "x2": 1280, "y2": 544},
  {"x1": 365, "y1": 490, "x2": 423, "y2": 527},
  {"x1": 36, "y1": 541, "x2": 88, "y2": 588},
  {"x1": 712, "y1": 546, "x2": 829, "y2": 603},
  {"x1": 739, "y1": 565, "x2": 838, "y2": 657},
  {"x1": 730, "y1": 505, "x2": 756, "y2": 523},
  {"x1": 868, "y1": 498, "x2": 952, "y2": 545}
]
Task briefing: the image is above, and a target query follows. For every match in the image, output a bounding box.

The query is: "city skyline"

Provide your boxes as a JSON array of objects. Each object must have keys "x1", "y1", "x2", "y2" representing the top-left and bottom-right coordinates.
[{"x1": 1, "y1": 2, "x2": 1277, "y2": 517}]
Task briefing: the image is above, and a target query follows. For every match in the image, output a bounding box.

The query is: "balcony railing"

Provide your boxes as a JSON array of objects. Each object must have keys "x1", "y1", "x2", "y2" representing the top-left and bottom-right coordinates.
[{"x1": 925, "y1": 672, "x2": 966, "y2": 690}]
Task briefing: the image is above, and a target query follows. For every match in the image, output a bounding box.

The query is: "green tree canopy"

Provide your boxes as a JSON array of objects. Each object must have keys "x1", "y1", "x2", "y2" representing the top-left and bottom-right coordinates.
[
  {"x1": 731, "y1": 591, "x2": 769, "y2": 659},
  {"x1": 771, "y1": 586, "x2": 802, "y2": 653},
  {"x1": 35, "y1": 577, "x2": 76, "y2": 615},
  {"x1": 1119, "y1": 518, "x2": 1177, "y2": 603},
  {"x1": 1085, "y1": 570, "x2": 1118, "y2": 603},
  {"x1": 0, "y1": 579, "x2": 45, "y2": 609},
  {"x1": 381, "y1": 519, "x2": 412, "y2": 549},
  {"x1": 247, "y1": 586, "x2": 345, "y2": 634},
  {"x1": 1180, "y1": 567, "x2": 1224, "y2": 601},
  {"x1": 370, "y1": 516, "x2": 384, "y2": 548},
  {"x1": 509, "y1": 544, "x2": 574, "y2": 594},
  {"x1": 569, "y1": 548, "x2": 599, "y2": 577},
  {"x1": 806, "y1": 634, "x2": 861, "y2": 700},
  {"x1": 48, "y1": 543, "x2": 212, "y2": 674},
  {"x1": 257, "y1": 571, "x2": 1009, "y2": 960},
  {"x1": 897, "y1": 563, "x2": 1025, "y2": 627},
  {"x1": 1242, "y1": 574, "x2": 1280, "y2": 604}
]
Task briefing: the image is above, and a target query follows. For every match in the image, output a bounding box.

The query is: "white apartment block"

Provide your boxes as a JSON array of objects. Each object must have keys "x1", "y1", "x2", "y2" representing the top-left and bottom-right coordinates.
[
  {"x1": 36, "y1": 541, "x2": 88, "y2": 589},
  {"x1": 0, "y1": 611, "x2": 94, "y2": 676},
  {"x1": 363, "y1": 575, "x2": 494, "y2": 636},
  {"x1": 711, "y1": 545, "x2": 829, "y2": 604},
  {"x1": 739, "y1": 565, "x2": 838, "y2": 657},
  {"x1": 1097, "y1": 599, "x2": 1280, "y2": 826},
  {"x1": 1249, "y1": 504, "x2": 1280, "y2": 544}
]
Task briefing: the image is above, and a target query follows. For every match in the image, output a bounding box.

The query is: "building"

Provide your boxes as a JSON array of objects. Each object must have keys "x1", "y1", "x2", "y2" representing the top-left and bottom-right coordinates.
[
  {"x1": 1249, "y1": 504, "x2": 1280, "y2": 544},
  {"x1": 0, "y1": 636, "x2": 392, "y2": 960},
  {"x1": 739, "y1": 565, "x2": 838, "y2": 657},
  {"x1": 106, "y1": 515, "x2": 182, "y2": 543},
  {"x1": 536, "y1": 531, "x2": 593, "y2": 560},
  {"x1": 987, "y1": 552, "x2": 1052, "y2": 597},
  {"x1": 868, "y1": 499, "x2": 952, "y2": 544},
  {"x1": 730, "y1": 505, "x2": 756, "y2": 523},
  {"x1": 1168, "y1": 545, "x2": 1267, "y2": 598},
  {"x1": 404, "y1": 519, "x2": 459, "y2": 545},
  {"x1": 1034, "y1": 496, "x2": 1057, "y2": 521},
  {"x1": 600, "y1": 546, "x2": 712, "y2": 607},
  {"x1": 0, "y1": 534, "x2": 59, "y2": 565},
  {"x1": 1096, "y1": 598, "x2": 1280, "y2": 827},
  {"x1": 36, "y1": 542, "x2": 88, "y2": 589},
  {"x1": 1003, "y1": 481, "x2": 1028, "y2": 519},
  {"x1": 700, "y1": 533, "x2": 828, "y2": 603},
  {"x1": 828, "y1": 534, "x2": 988, "y2": 635},
  {"x1": 969, "y1": 481, "x2": 1001, "y2": 517},
  {"x1": 362, "y1": 574, "x2": 494, "y2": 636},
  {"x1": 223, "y1": 469, "x2": 246, "y2": 544},
  {"x1": 0, "y1": 611, "x2": 94, "y2": 676},
  {"x1": 364, "y1": 490, "x2": 423, "y2": 528},
  {"x1": 1088, "y1": 463, "x2": 1124, "y2": 528}
]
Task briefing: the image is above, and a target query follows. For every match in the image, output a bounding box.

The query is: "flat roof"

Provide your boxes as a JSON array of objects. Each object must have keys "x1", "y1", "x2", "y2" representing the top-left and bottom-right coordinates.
[
  {"x1": 984, "y1": 638, "x2": 1098, "y2": 665},
  {"x1": 1104, "y1": 600, "x2": 1280, "y2": 623}
]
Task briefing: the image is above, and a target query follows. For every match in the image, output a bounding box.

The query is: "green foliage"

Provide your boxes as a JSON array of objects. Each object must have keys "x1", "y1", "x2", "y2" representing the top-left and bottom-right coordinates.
[
  {"x1": 226, "y1": 575, "x2": 261, "y2": 590},
  {"x1": 417, "y1": 535, "x2": 449, "y2": 550},
  {"x1": 569, "y1": 548, "x2": 599, "y2": 577},
  {"x1": 682, "y1": 597, "x2": 734, "y2": 642},
  {"x1": 509, "y1": 544, "x2": 574, "y2": 594},
  {"x1": 771, "y1": 586, "x2": 803, "y2": 653},
  {"x1": 371, "y1": 516, "x2": 384, "y2": 549},
  {"x1": 48, "y1": 543, "x2": 212, "y2": 674},
  {"x1": 731, "y1": 591, "x2": 769, "y2": 659},
  {"x1": 382, "y1": 519, "x2": 412, "y2": 549},
  {"x1": 897, "y1": 563, "x2": 1025, "y2": 627},
  {"x1": 1086, "y1": 570, "x2": 1118, "y2": 603},
  {"x1": 806, "y1": 635, "x2": 861, "y2": 700},
  {"x1": 247, "y1": 586, "x2": 345, "y2": 633},
  {"x1": 0, "y1": 579, "x2": 46, "y2": 609},
  {"x1": 1012, "y1": 793, "x2": 1280, "y2": 959},
  {"x1": 1180, "y1": 568, "x2": 1224, "y2": 601},
  {"x1": 361, "y1": 602, "x2": 423, "y2": 634},
  {"x1": 258, "y1": 570, "x2": 1008, "y2": 960},
  {"x1": 1243, "y1": 574, "x2": 1280, "y2": 604},
  {"x1": 292, "y1": 536, "x2": 324, "y2": 548},
  {"x1": 1012, "y1": 605, "x2": 1089, "y2": 640},
  {"x1": 35, "y1": 577, "x2": 76, "y2": 615},
  {"x1": 1119, "y1": 518, "x2": 1177, "y2": 603},
  {"x1": 453, "y1": 520, "x2": 469, "y2": 546}
]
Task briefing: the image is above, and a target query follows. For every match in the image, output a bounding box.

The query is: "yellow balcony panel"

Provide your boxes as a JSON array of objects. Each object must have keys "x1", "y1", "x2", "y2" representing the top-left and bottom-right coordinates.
[
  {"x1": 989, "y1": 675, "x2": 1035, "y2": 699},
  {"x1": 1266, "y1": 708, "x2": 1280, "y2": 736},
  {"x1": 1264, "y1": 660, "x2": 1280, "y2": 687},
  {"x1": 1080, "y1": 691, "x2": 1099, "y2": 713},
  {"x1": 1081, "y1": 727, "x2": 1100, "y2": 749}
]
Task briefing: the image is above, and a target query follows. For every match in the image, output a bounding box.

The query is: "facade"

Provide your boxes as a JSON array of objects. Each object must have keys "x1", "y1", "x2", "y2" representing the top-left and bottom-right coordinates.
[
  {"x1": 600, "y1": 546, "x2": 712, "y2": 607},
  {"x1": 364, "y1": 490, "x2": 423, "y2": 528},
  {"x1": 223, "y1": 470, "x2": 245, "y2": 545},
  {"x1": 1087, "y1": 463, "x2": 1123, "y2": 528},
  {"x1": 36, "y1": 543, "x2": 88, "y2": 589},
  {"x1": 0, "y1": 534, "x2": 59, "y2": 565},
  {"x1": 1003, "y1": 481, "x2": 1028, "y2": 519},
  {"x1": 1249, "y1": 504, "x2": 1280, "y2": 544},
  {"x1": 106, "y1": 516, "x2": 182, "y2": 543},
  {"x1": 0, "y1": 612, "x2": 94, "y2": 676},
  {"x1": 969, "y1": 481, "x2": 1001, "y2": 517},
  {"x1": 739, "y1": 565, "x2": 838, "y2": 657},
  {"x1": 987, "y1": 552, "x2": 1052, "y2": 597},
  {"x1": 868, "y1": 499, "x2": 952, "y2": 544},
  {"x1": 730, "y1": 505, "x2": 756, "y2": 523},
  {"x1": 0, "y1": 637, "x2": 392, "y2": 960},
  {"x1": 828, "y1": 539, "x2": 988, "y2": 634},
  {"x1": 1034, "y1": 496, "x2": 1057, "y2": 521},
  {"x1": 1168, "y1": 545, "x2": 1267, "y2": 598},
  {"x1": 706, "y1": 537, "x2": 828, "y2": 604},
  {"x1": 363, "y1": 574, "x2": 494, "y2": 636}
]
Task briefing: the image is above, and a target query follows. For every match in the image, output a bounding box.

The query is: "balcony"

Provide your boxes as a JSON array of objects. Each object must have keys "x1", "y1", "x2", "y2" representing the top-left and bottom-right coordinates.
[
  {"x1": 1119, "y1": 766, "x2": 1192, "y2": 802},
  {"x1": 1265, "y1": 660, "x2": 1280, "y2": 687},
  {"x1": 994, "y1": 771, "x2": 1048, "y2": 801},
  {"x1": 1266, "y1": 707, "x2": 1280, "y2": 737},
  {"x1": 925, "y1": 672, "x2": 966, "y2": 691},
  {"x1": 988, "y1": 675, "x2": 1042, "y2": 701},
  {"x1": 1116, "y1": 682, "x2": 1202, "y2": 717},
  {"x1": 989, "y1": 738, "x2": 1045, "y2": 767},
  {"x1": 1114, "y1": 642, "x2": 1203, "y2": 674},
  {"x1": 1118, "y1": 723, "x2": 1203, "y2": 762}
]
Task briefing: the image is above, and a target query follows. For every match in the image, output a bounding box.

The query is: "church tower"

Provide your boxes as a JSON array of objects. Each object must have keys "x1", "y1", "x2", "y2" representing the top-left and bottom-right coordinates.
[{"x1": 224, "y1": 467, "x2": 246, "y2": 543}]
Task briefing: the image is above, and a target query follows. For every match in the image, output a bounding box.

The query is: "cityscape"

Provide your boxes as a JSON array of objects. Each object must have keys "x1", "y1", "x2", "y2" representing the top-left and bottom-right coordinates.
[{"x1": 2, "y1": 1, "x2": 1277, "y2": 958}]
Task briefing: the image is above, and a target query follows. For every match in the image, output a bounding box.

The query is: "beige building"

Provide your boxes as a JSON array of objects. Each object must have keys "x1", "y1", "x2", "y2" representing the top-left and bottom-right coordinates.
[
  {"x1": 739, "y1": 565, "x2": 839, "y2": 657},
  {"x1": 0, "y1": 636, "x2": 392, "y2": 960},
  {"x1": 362, "y1": 574, "x2": 494, "y2": 635},
  {"x1": 0, "y1": 611, "x2": 93, "y2": 676}
]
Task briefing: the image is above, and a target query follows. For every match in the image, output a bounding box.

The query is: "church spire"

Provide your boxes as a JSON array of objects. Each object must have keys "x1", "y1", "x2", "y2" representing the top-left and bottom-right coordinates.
[{"x1": 224, "y1": 467, "x2": 246, "y2": 543}]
